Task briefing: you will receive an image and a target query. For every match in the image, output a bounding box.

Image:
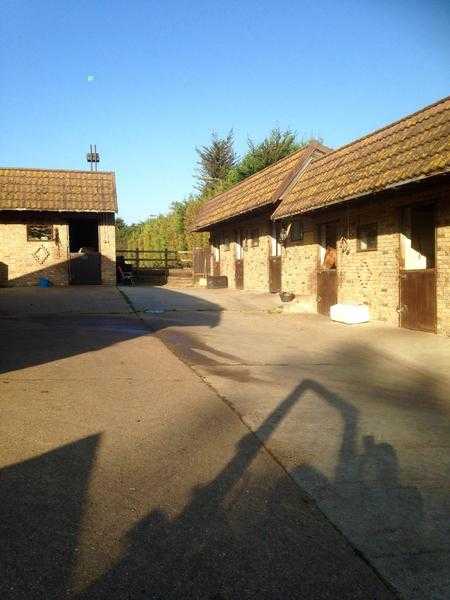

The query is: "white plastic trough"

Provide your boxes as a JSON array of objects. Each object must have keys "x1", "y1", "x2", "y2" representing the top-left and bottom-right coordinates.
[{"x1": 330, "y1": 303, "x2": 369, "y2": 324}]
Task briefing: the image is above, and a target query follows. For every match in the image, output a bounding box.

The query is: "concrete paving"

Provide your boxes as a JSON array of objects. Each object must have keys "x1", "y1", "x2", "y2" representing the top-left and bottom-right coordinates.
[
  {"x1": 0, "y1": 286, "x2": 132, "y2": 315},
  {"x1": 125, "y1": 284, "x2": 281, "y2": 314},
  {"x1": 122, "y1": 285, "x2": 450, "y2": 600},
  {"x1": 0, "y1": 286, "x2": 393, "y2": 600}
]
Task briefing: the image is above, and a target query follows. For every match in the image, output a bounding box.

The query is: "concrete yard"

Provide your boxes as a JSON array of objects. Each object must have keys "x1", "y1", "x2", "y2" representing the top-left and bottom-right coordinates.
[
  {"x1": 122, "y1": 284, "x2": 450, "y2": 600},
  {"x1": 0, "y1": 286, "x2": 395, "y2": 600}
]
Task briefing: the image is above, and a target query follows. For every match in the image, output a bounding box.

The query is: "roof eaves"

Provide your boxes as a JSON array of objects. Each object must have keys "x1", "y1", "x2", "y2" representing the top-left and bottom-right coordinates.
[
  {"x1": 193, "y1": 141, "x2": 330, "y2": 231},
  {"x1": 192, "y1": 198, "x2": 274, "y2": 232},
  {"x1": 272, "y1": 168, "x2": 450, "y2": 220}
]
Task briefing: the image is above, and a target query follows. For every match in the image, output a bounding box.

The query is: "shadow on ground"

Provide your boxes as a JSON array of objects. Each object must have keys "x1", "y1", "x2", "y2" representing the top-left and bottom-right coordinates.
[
  {"x1": 0, "y1": 287, "x2": 221, "y2": 376},
  {"x1": 1, "y1": 436, "x2": 101, "y2": 599},
  {"x1": 0, "y1": 380, "x2": 396, "y2": 599},
  {"x1": 1, "y1": 286, "x2": 448, "y2": 599}
]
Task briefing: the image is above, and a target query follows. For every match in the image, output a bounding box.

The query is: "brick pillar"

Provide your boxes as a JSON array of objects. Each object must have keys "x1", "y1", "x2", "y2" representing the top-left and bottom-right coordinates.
[{"x1": 98, "y1": 213, "x2": 116, "y2": 285}]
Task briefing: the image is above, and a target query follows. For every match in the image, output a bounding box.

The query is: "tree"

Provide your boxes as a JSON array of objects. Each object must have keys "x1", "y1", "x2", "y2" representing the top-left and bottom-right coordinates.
[
  {"x1": 195, "y1": 130, "x2": 237, "y2": 193},
  {"x1": 116, "y1": 127, "x2": 311, "y2": 253},
  {"x1": 228, "y1": 128, "x2": 302, "y2": 184},
  {"x1": 183, "y1": 195, "x2": 210, "y2": 250},
  {"x1": 115, "y1": 217, "x2": 130, "y2": 249}
]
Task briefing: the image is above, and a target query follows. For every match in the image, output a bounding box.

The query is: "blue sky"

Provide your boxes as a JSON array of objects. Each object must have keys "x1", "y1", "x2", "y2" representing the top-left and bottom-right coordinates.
[{"x1": 1, "y1": 0, "x2": 449, "y2": 223}]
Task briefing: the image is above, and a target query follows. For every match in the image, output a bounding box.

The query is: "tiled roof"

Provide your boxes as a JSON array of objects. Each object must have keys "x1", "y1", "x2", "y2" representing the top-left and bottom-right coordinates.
[
  {"x1": 194, "y1": 142, "x2": 330, "y2": 230},
  {"x1": 0, "y1": 168, "x2": 117, "y2": 212},
  {"x1": 273, "y1": 96, "x2": 450, "y2": 220}
]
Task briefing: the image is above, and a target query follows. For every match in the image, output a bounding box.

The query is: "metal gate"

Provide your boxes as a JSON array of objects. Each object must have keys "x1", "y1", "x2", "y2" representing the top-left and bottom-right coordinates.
[
  {"x1": 317, "y1": 270, "x2": 337, "y2": 316},
  {"x1": 269, "y1": 256, "x2": 282, "y2": 293},
  {"x1": 400, "y1": 269, "x2": 436, "y2": 332},
  {"x1": 235, "y1": 259, "x2": 244, "y2": 289}
]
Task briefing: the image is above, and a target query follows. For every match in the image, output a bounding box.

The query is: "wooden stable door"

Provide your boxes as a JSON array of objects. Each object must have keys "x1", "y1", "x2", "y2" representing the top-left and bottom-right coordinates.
[
  {"x1": 213, "y1": 260, "x2": 220, "y2": 276},
  {"x1": 192, "y1": 247, "x2": 212, "y2": 282},
  {"x1": 70, "y1": 252, "x2": 101, "y2": 285},
  {"x1": 317, "y1": 222, "x2": 338, "y2": 316},
  {"x1": 269, "y1": 222, "x2": 282, "y2": 293},
  {"x1": 269, "y1": 256, "x2": 282, "y2": 293},
  {"x1": 235, "y1": 259, "x2": 244, "y2": 289},
  {"x1": 317, "y1": 270, "x2": 337, "y2": 316},
  {"x1": 400, "y1": 270, "x2": 436, "y2": 332},
  {"x1": 399, "y1": 204, "x2": 436, "y2": 332}
]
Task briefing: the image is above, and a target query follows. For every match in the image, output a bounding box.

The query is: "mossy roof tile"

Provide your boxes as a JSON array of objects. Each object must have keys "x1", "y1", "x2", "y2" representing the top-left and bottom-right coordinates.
[{"x1": 0, "y1": 168, "x2": 117, "y2": 212}]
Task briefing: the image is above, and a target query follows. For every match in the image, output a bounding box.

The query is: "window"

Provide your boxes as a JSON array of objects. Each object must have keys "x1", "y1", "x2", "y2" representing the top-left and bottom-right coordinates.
[
  {"x1": 357, "y1": 223, "x2": 377, "y2": 251},
  {"x1": 251, "y1": 228, "x2": 259, "y2": 247},
  {"x1": 27, "y1": 224, "x2": 53, "y2": 242},
  {"x1": 223, "y1": 235, "x2": 230, "y2": 251},
  {"x1": 290, "y1": 220, "x2": 303, "y2": 242}
]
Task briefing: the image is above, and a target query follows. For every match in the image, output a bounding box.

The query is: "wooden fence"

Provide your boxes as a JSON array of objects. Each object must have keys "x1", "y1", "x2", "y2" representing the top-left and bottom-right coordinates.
[{"x1": 117, "y1": 249, "x2": 192, "y2": 270}]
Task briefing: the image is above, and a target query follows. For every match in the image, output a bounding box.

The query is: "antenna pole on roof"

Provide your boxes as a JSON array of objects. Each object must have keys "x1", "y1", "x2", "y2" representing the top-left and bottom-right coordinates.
[{"x1": 86, "y1": 145, "x2": 100, "y2": 172}]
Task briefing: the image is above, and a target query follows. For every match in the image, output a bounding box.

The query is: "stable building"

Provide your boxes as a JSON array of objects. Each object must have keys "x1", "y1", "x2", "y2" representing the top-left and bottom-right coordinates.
[
  {"x1": 273, "y1": 96, "x2": 450, "y2": 335},
  {"x1": 0, "y1": 168, "x2": 117, "y2": 286},
  {"x1": 194, "y1": 141, "x2": 330, "y2": 291},
  {"x1": 194, "y1": 97, "x2": 450, "y2": 335}
]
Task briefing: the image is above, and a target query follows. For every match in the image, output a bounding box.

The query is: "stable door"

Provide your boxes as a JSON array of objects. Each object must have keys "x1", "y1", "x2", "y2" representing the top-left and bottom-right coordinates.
[
  {"x1": 317, "y1": 222, "x2": 338, "y2": 316},
  {"x1": 234, "y1": 230, "x2": 244, "y2": 289},
  {"x1": 399, "y1": 204, "x2": 436, "y2": 332},
  {"x1": 269, "y1": 222, "x2": 282, "y2": 293}
]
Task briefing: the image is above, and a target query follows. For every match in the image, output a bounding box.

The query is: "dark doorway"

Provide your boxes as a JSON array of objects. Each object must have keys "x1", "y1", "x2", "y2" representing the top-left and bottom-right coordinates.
[
  {"x1": 69, "y1": 220, "x2": 99, "y2": 253},
  {"x1": 69, "y1": 220, "x2": 101, "y2": 285},
  {"x1": 400, "y1": 204, "x2": 436, "y2": 332},
  {"x1": 317, "y1": 222, "x2": 338, "y2": 316}
]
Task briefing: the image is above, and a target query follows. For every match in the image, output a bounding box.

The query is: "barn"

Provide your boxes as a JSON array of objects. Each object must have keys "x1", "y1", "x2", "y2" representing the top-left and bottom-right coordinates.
[{"x1": 0, "y1": 168, "x2": 117, "y2": 286}]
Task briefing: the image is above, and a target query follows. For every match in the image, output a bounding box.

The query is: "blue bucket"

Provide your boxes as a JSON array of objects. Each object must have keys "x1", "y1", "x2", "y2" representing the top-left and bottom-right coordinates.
[{"x1": 38, "y1": 277, "x2": 51, "y2": 288}]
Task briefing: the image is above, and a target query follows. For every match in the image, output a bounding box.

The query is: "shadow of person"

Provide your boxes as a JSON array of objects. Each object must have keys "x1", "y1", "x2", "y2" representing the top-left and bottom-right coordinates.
[
  {"x1": 358, "y1": 435, "x2": 399, "y2": 483},
  {"x1": 353, "y1": 435, "x2": 424, "y2": 555},
  {"x1": 291, "y1": 432, "x2": 424, "y2": 562},
  {"x1": 76, "y1": 383, "x2": 394, "y2": 600}
]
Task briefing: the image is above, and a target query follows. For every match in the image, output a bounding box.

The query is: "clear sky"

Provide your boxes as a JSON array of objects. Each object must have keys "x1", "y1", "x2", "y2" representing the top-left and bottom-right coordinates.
[{"x1": 1, "y1": 1, "x2": 449, "y2": 224}]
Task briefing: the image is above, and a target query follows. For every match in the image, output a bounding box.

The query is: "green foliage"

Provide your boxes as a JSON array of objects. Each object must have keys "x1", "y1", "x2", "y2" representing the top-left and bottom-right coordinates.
[
  {"x1": 228, "y1": 128, "x2": 302, "y2": 184},
  {"x1": 116, "y1": 197, "x2": 209, "y2": 253},
  {"x1": 115, "y1": 217, "x2": 133, "y2": 249},
  {"x1": 195, "y1": 130, "x2": 236, "y2": 193},
  {"x1": 117, "y1": 126, "x2": 309, "y2": 252}
]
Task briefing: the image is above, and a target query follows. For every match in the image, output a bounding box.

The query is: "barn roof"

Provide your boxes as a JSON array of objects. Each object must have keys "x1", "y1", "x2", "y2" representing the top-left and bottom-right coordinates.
[
  {"x1": 0, "y1": 168, "x2": 117, "y2": 213},
  {"x1": 273, "y1": 96, "x2": 450, "y2": 220},
  {"x1": 194, "y1": 141, "x2": 330, "y2": 230}
]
